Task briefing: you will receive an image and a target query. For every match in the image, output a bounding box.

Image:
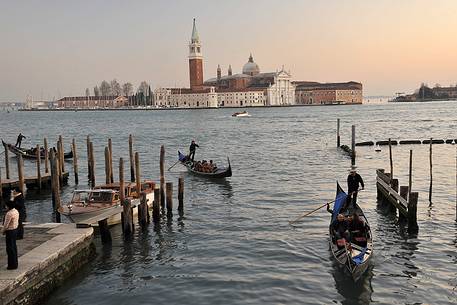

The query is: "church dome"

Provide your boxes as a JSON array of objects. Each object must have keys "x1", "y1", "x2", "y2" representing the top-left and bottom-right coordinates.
[{"x1": 242, "y1": 54, "x2": 260, "y2": 76}]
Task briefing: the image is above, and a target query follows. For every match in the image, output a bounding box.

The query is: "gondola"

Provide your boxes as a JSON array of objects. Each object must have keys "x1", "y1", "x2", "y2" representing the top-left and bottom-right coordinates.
[
  {"x1": 329, "y1": 182, "x2": 373, "y2": 282},
  {"x1": 2, "y1": 140, "x2": 73, "y2": 160},
  {"x1": 178, "y1": 151, "x2": 232, "y2": 178}
]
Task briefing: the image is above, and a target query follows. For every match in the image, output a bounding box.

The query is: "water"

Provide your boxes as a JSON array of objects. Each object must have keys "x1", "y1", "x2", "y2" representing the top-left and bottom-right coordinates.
[{"x1": 1, "y1": 102, "x2": 457, "y2": 304}]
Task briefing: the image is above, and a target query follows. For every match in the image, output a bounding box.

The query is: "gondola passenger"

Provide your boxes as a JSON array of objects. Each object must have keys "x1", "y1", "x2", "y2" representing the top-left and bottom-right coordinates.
[{"x1": 331, "y1": 214, "x2": 349, "y2": 242}]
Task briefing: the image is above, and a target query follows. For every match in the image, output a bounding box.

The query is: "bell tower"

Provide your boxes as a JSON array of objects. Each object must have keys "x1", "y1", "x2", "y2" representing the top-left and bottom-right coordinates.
[{"x1": 189, "y1": 18, "x2": 203, "y2": 90}]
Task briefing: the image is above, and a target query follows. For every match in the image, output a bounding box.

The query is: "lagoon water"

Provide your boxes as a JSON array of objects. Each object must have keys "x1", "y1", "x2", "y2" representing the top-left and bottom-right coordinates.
[{"x1": 1, "y1": 102, "x2": 457, "y2": 305}]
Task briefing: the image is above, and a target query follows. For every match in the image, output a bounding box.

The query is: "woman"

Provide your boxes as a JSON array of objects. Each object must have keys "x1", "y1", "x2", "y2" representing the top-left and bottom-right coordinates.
[{"x1": 2, "y1": 200, "x2": 19, "y2": 270}]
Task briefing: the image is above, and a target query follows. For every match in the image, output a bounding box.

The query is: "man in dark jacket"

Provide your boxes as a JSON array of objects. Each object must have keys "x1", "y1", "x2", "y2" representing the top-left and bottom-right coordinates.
[
  {"x1": 347, "y1": 166, "x2": 364, "y2": 209},
  {"x1": 15, "y1": 133, "x2": 26, "y2": 148},
  {"x1": 188, "y1": 140, "x2": 199, "y2": 162},
  {"x1": 11, "y1": 190, "x2": 26, "y2": 240}
]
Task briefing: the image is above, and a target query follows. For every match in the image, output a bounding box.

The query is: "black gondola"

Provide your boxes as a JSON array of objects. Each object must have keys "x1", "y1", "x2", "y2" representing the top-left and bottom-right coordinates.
[
  {"x1": 178, "y1": 151, "x2": 232, "y2": 178},
  {"x1": 2, "y1": 140, "x2": 73, "y2": 160},
  {"x1": 329, "y1": 182, "x2": 373, "y2": 282}
]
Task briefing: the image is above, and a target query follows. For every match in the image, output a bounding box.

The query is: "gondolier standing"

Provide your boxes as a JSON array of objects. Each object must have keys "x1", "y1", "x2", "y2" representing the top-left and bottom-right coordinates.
[
  {"x1": 15, "y1": 133, "x2": 26, "y2": 148},
  {"x1": 347, "y1": 166, "x2": 364, "y2": 209},
  {"x1": 188, "y1": 140, "x2": 199, "y2": 162}
]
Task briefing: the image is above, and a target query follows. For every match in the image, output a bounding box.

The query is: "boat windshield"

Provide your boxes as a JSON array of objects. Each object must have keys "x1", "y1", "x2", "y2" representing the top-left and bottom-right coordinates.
[
  {"x1": 72, "y1": 191, "x2": 91, "y2": 203},
  {"x1": 89, "y1": 191, "x2": 113, "y2": 203}
]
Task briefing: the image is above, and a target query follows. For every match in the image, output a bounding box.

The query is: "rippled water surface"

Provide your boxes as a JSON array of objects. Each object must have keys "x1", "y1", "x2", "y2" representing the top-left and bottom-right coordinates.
[{"x1": 1, "y1": 102, "x2": 457, "y2": 305}]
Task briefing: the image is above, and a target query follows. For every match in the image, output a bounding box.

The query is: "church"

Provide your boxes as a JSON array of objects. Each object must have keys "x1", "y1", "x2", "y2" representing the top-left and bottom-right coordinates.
[{"x1": 154, "y1": 19, "x2": 296, "y2": 108}]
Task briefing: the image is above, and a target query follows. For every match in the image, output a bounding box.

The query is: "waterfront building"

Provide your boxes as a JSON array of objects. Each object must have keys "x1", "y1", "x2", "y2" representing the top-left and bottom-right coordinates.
[{"x1": 294, "y1": 81, "x2": 363, "y2": 105}]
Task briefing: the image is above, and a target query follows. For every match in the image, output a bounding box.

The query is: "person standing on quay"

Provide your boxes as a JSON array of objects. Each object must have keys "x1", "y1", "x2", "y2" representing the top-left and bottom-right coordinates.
[
  {"x1": 2, "y1": 200, "x2": 19, "y2": 270},
  {"x1": 11, "y1": 190, "x2": 26, "y2": 240},
  {"x1": 347, "y1": 166, "x2": 364, "y2": 209},
  {"x1": 188, "y1": 140, "x2": 199, "y2": 162}
]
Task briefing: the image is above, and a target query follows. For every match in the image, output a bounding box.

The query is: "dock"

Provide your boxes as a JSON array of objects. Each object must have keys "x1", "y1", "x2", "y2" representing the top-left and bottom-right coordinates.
[
  {"x1": 0, "y1": 172, "x2": 69, "y2": 192},
  {"x1": 0, "y1": 223, "x2": 93, "y2": 305}
]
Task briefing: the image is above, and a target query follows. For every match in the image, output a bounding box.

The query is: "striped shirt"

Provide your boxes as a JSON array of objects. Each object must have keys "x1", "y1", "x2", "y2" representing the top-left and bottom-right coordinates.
[{"x1": 2, "y1": 208, "x2": 19, "y2": 232}]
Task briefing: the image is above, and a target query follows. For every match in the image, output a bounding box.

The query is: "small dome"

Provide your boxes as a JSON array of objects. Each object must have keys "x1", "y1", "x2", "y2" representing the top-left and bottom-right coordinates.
[{"x1": 242, "y1": 54, "x2": 260, "y2": 76}]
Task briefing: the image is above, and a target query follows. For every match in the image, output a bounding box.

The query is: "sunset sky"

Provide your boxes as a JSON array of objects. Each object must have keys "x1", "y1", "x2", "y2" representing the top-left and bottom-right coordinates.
[{"x1": 1, "y1": 0, "x2": 456, "y2": 101}]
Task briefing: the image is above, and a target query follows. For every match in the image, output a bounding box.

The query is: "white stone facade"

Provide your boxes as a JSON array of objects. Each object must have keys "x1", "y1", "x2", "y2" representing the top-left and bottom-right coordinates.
[
  {"x1": 265, "y1": 71, "x2": 296, "y2": 106},
  {"x1": 217, "y1": 90, "x2": 266, "y2": 107}
]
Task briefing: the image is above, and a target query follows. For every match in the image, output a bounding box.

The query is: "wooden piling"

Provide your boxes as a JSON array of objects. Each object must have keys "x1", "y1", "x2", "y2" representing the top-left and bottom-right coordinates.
[
  {"x1": 89, "y1": 142, "x2": 95, "y2": 187},
  {"x1": 86, "y1": 136, "x2": 91, "y2": 180},
  {"x1": 351, "y1": 125, "x2": 356, "y2": 166},
  {"x1": 407, "y1": 192, "x2": 419, "y2": 234},
  {"x1": 72, "y1": 139, "x2": 78, "y2": 184},
  {"x1": 129, "y1": 134, "x2": 135, "y2": 182},
  {"x1": 56, "y1": 139, "x2": 62, "y2": 185},
  {"x1": 98, "y1": 218, "x2": 112, "y2": 244},
  {"x1": 4, "y1": 143, "x2": 10, "y2": 179},
  {"x1": 388, "y1": 138, "x2": 393, "y2": 181},
  {"x1": 399, "y1": 186, "x2": 408, "y2": 223},
  {"x1": 166, "y1": 182, "x2": 173, "y2": 217},
  {"x1": 120, "y1": 158, "x2": 133, "y2": 236},
  {"x1": 138, "y1": 192, "x2": 149, "y2": 227},
  {"x1": 153, "y1": 185, "x2": 161, "y2": 223},
  {"x1": 160, "y1": 145, "x2": 165, "y2": 213},
  {"x1": 58, "y1": 135, "x2": 65, "y2": 173},
  {"x1": 408, "y1": 150, "x2": 413, "y2": 200},
  {"x1": 337, "y1": 119, "x2": 340, "y2": 147},
  {"x1": 17, "y1": 155, "x2": 25, "y2": 194},
  {"x1": 135, "y1": 152, "x2": 141, "y2": 196},
  {"x1": 429, "y1": 139, "x2": 433, "y2": 205},
  {"x1": 104, "y1": 147, "x2": 110, "y2": 184},
  {"x1": 44, "y1": 138, "x2": 49, "y2": 174},
  {"x1": 36, "y1": 145, "x2": 42, "y2": 191},
  {"x1": 178, "y1": 177, "x2": 184, "y2": 213},
  {"x1": 50, "y1": 150, "x2": 61, "y2": 223},
  {"x1": 108, "y1": 138, "x2": 113, "y2": 183}
]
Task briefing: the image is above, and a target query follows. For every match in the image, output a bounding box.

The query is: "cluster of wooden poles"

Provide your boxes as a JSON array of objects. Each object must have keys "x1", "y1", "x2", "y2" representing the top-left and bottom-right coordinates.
[{"x1": 67, "y1": 135, "x2": 185, "y2": 241}]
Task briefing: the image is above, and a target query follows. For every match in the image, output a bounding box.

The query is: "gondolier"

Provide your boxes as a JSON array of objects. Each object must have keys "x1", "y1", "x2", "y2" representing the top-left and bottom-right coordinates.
[
  {"x1": 347, "y1": 166, "x2": 364, "y2": 209},
  {"x1": 15, "y1": 133, "x2": 26, "y2": 148},
  {"x1": 188, "y1": 140, "x2": 199, "y2": 162}
]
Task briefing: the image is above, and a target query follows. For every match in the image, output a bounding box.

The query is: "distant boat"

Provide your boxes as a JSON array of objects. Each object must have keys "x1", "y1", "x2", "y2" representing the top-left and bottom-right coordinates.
[
  {"x1": 232, "y1": 111, "x2": 250, "y2": 117},
  {"x1": 2, "y1": 140, "x2": 73, "y2": 160},
  {"x1": 375, "y1": 146, "x2": 381, "y2": 152}
]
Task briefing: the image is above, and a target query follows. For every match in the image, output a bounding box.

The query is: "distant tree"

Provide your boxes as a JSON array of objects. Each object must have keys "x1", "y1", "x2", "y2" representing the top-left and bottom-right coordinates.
[
  {"x1": 100, "y1": 80, "x2": 111, "y2": 96},
  {"x1": 138, "y1": 81, "x2": 149, "y2": 95},
  {"x1": 110, "y1": 79, "x2": 122, "y2": 96},
  {"x1": 122, "y1": 82, "x2": 133, "y2": 96},
  {"x1": 85, "y1": 88, "x2": 90, "y2": 96},
  {"x1": 148, "y1": 85, "x2": 153, "y2": 105},
  {"x1": 94, "y1": 86, "x2": 100, "y2": 97}
]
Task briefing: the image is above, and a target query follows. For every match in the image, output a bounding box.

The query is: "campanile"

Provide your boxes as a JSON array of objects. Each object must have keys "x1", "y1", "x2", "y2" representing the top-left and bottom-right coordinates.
[{"x1": 189, "y1": 19, "x2": 203, "y2": 90}]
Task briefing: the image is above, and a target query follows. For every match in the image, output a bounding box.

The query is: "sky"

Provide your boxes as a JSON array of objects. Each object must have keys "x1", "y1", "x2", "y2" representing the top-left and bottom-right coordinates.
[{"x1": 1, "y1": 0, "x2": 457, "y2": 101}]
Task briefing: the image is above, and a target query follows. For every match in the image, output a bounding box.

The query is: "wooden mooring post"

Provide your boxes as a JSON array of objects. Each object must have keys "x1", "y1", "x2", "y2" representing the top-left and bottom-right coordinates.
[
  {"x1": 86, "y1": 136, "x2": 91, "y2": 181},
  {"x1": 50, "y1": 150, "x2": 61, "y2": 223},
  {"x1": 178, "y1": 177, "x2": 184, "y2": 214},
  {"x1": 166, "y1": 182, "x2": 173, "y2": 218},
  {"x1": 89, "y1": 141, "x2": 95, "y2": 187},
  {"x1": 138, "y1": 192, "x2": 149, "y2": 227},
  {"x1": 104, "y1": 147, "x2": 110, "y2": 184},
  {"x1": 36, "y1": 145, "x2": 42, "y2": 191},
  {"x1": 408, "y1": 192, "x2": 419, "y2": 234},
  {"x1": 108, "y1": 138, "x2": 113, "y2": 183},
  {"x1": 337, "y1": 118, "x2": 340, "y2": 147},
  {"x1": 129, "y1": 134, "x2": 135, "y2": 182},
  {"x1": 351, "y1": 125, "x2": 356, "y2": 166},
  {"x1": 429, "y1": 139, "x2": 433, "y2": 205},
  {"x1": 17, "y1": 155, "x2": 25, "y2": 194},
  {"x1": 388, "y1": 138, "x2": 393, "y2": 180},
  {"x1": 44, "y1": 138, "x2": 49, "y2": 174},
  {"x1": 408, "y1": 150, "x2": 413, "y2": 200},
  {"x1": 153, "y1": 185, "x2": 161, "y2": 223},
  {"x1": 98, "y1": 218, "x2": 112, "y2": 244},
  {"x1": 4, "y1": 142, "x2": 10, "y2": 179},
  {"x1": 58, "y1": 135, "x2": 65, "y2": 173},
  {"x1": 120, "y1": 158, "x2": 133, "y2": 236},
  {"x1": 72, "y1": 138, "x2": 79, "y2": 184},
  {"x1": 160, "y1": 145, "x2": 165, "y2": 213}
]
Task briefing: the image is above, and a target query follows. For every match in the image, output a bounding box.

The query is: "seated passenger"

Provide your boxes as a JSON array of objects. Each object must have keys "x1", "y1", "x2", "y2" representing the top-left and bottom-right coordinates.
[
  {"x1": 209, "y1": 160, "x2": 217, "y2": 172},
  {"x1": 331, "y1": 213, "x2": 349, "y2": 242},
  {"x1": 349, "y1": 213, "x2": 366, "y2": 239}
]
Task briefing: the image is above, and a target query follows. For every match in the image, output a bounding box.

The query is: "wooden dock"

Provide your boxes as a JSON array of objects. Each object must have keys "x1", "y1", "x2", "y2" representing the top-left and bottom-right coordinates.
[
  {"x1": 1, "y1": 172, "x2": 69, "y2": 192},
  {"x1": 376, "y1": 168, "x2": 419, "y2": 234}
]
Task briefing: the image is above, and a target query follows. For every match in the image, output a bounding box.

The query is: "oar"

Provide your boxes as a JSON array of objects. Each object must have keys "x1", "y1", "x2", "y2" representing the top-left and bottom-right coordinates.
[
  {"x1": 288, "y1": 199, "x2": 336, "y2": 224},
  {"x1": 168, "y1": 160, "x2": 181, "y2": 171},
  {"x1": 289, "y1": 190, "x2": 363, "y2": 225}
]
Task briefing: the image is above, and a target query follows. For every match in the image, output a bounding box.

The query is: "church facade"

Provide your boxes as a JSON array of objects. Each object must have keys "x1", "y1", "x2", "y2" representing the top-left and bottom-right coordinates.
[{"x1": 154, "y1": 19, "x2": 296, "y2": 108}]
